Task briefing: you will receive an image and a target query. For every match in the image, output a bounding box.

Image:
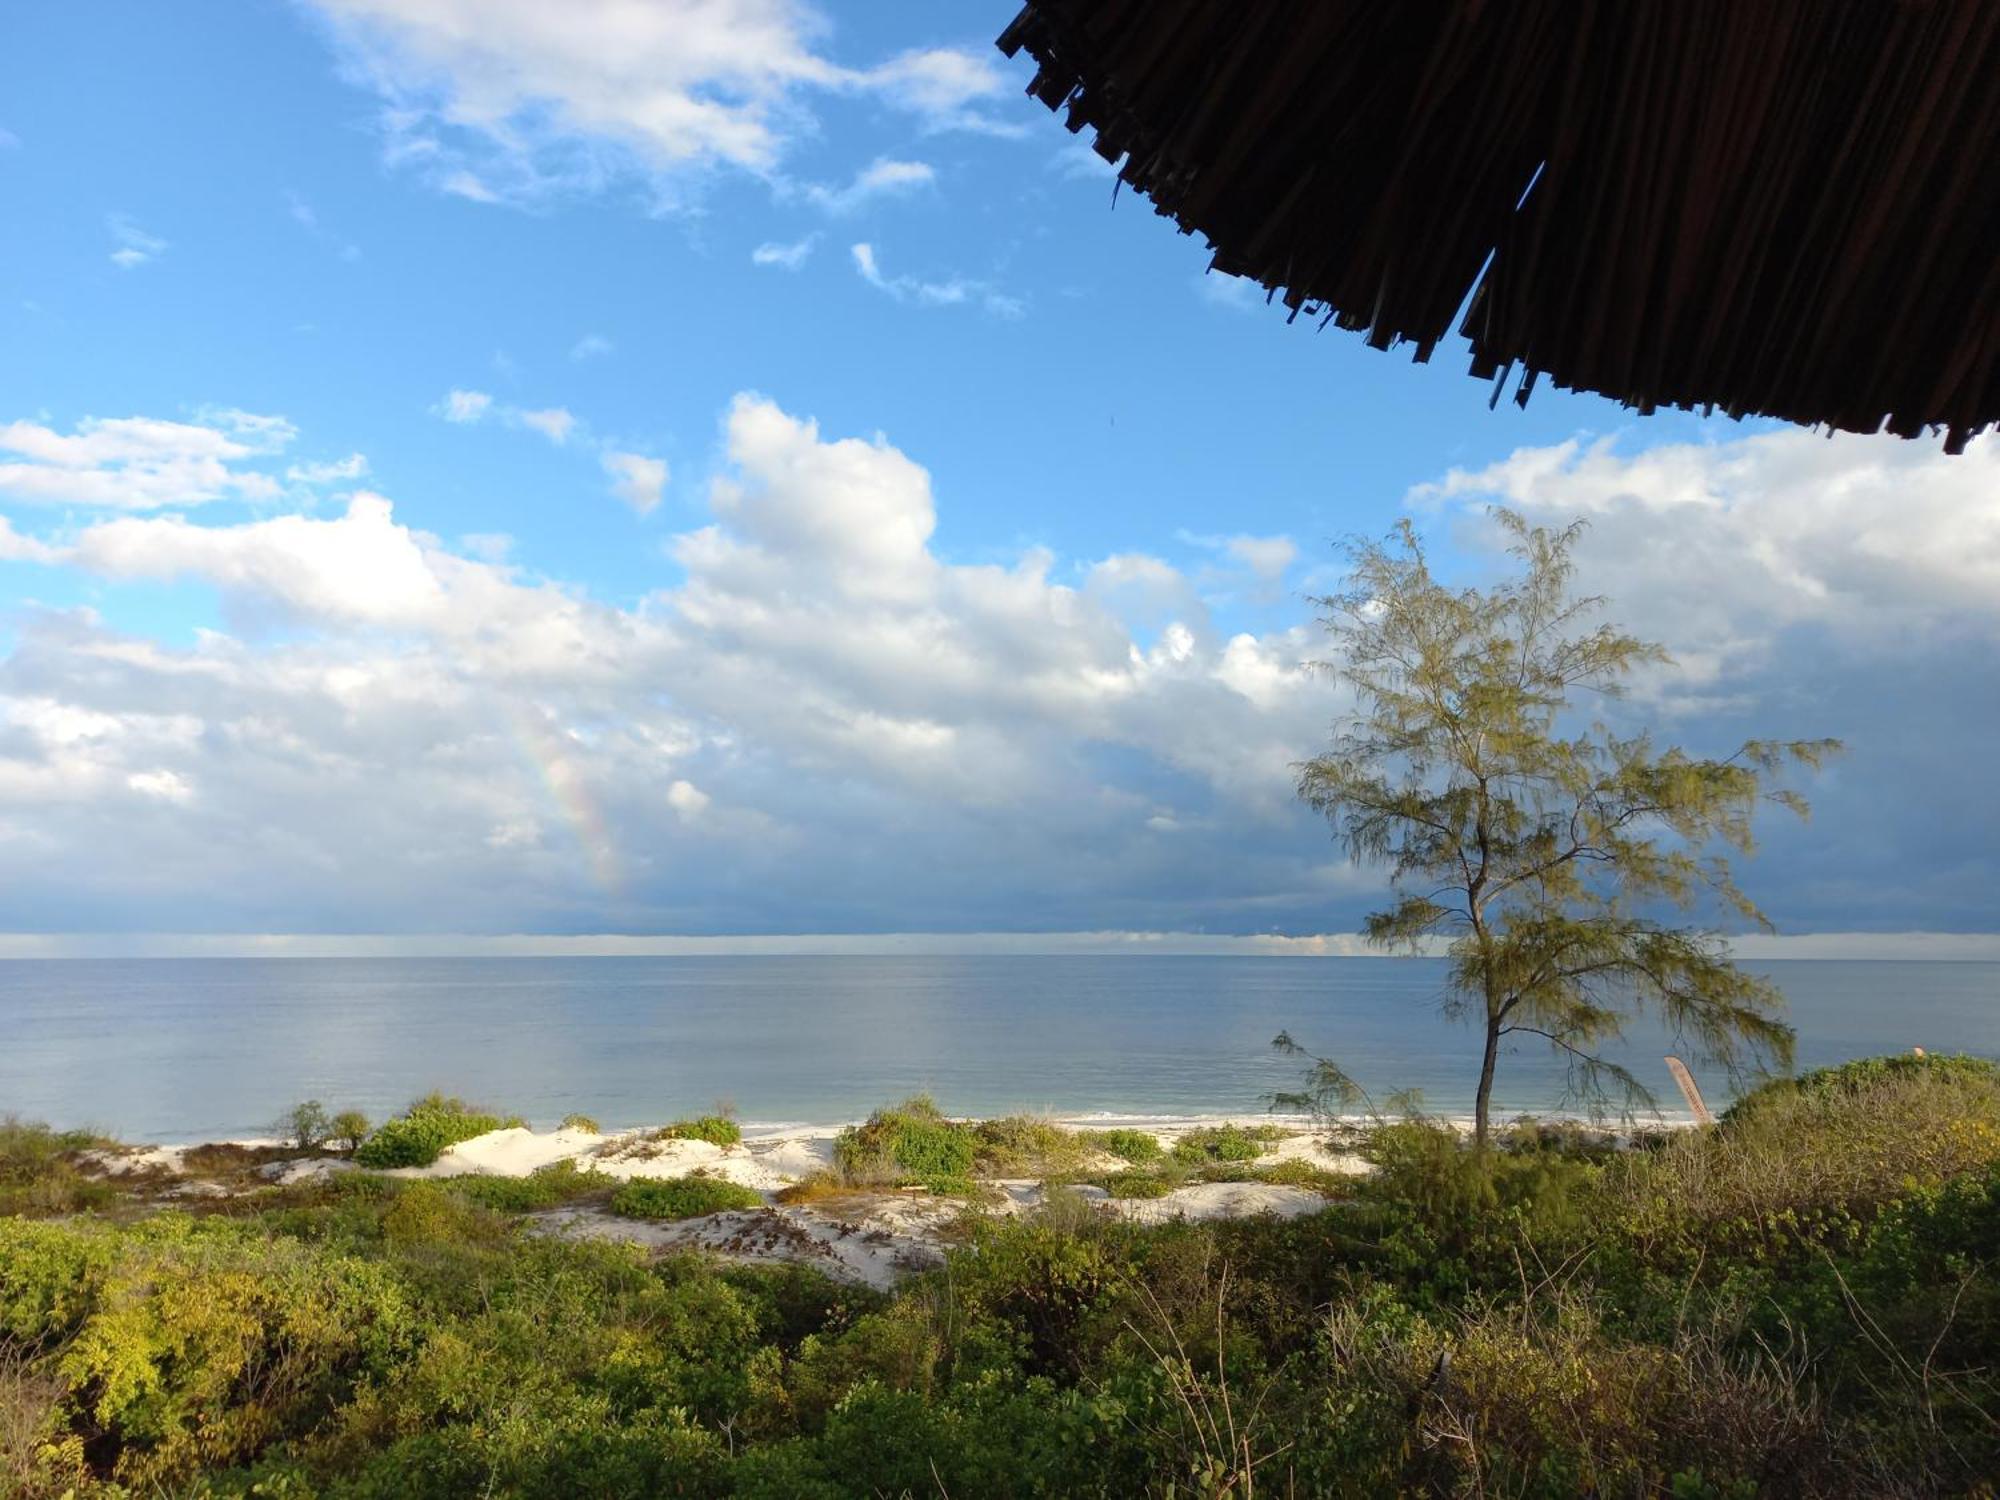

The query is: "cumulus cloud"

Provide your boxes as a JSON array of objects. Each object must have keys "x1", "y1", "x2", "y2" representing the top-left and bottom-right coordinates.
[
  {"x1": 603, "y1": 451, "x2": 668, "y2": 515},
  {"x1": 304, "y1": 0, "x2": 1015, "y2": 208},
  {"x1": 1410, "y1": 427, "x2": 2000, "y2": 931},
  {"x1": 0, "y1": 395, "x2": 1337, "y2": 932},
  {"x1": 107, "y1": 214, "x2": 168, "y2": 270},
  {"x1": 0, "y1": 411, "x2": 292, "y2": 510},
  {"x1": 851, "y1": 242, "x2": 1023, "y2": 318},
  {"x1": 3, "y1": 408, "x2": 1991, "y2": 937}
]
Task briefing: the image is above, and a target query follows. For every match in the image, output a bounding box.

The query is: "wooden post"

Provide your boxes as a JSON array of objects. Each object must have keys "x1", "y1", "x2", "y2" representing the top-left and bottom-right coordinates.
[{"x1": 1664, "y1": 1056, "x2": 1713, "y2": 1124}]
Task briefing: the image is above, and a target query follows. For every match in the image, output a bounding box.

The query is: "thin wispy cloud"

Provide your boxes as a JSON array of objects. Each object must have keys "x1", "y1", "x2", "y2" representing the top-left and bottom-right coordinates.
[
  {"x1": 752, "y1": 234, "x2": 819, "y2": 270},
  {"x1": 304, "y1": 0, "x2": 1018, "y2": 210},
  {"x1": 107, "y1": 215, "x2": 168, "y2": 270},
  {"x1": 570, "y1": 334, "x2": 613, "y2": 361},
  {"x1": 799, "y1": 157, "x2": 936, "y2": 215},
  {"x1": 851, "y1": 242, "x2": 1024, "y2": 319}
]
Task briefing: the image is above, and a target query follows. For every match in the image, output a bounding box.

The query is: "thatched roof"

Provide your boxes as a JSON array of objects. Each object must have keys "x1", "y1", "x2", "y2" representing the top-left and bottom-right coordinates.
[{"x1": 999, "y1": 1, "x2": 1999, "y2": 452}]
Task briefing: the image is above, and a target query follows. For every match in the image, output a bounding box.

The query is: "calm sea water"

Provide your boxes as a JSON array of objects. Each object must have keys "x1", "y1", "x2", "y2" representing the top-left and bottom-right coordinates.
[{"x1": 0, "y1": 956, "x2": 1992, "y2": 1141}]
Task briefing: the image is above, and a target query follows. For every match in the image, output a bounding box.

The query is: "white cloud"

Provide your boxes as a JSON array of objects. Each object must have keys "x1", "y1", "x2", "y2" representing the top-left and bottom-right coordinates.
[
  {"x1": 437, "y1": 389, "x2": 493, "y2": 423},
  {"x1": 752, "y1": 233, "x2": 819, "y2": 270},
  {"x1": 0, "y1": 412, "x2": 291, "y2": 510},
  {"x1": 516, "y1": 407, "x2": 576, "y2": 445},
  {"x1": 800, "y1": 157, "x2": 935, "y2": 215},
  {"x1": 8, "y1": 407, "x2": 1993, "y2": 937},
  {"x1": 0, "y1": 126, "x2": 20, "y2": 149},
  {"x1": 284, "y1": 190, "x2": 362, "y2": 260},
  {"x1": 304, "y1": 0, "x2": 1014, "y2": 208},
  {"x1": 0, "y1": 396, "x2": 1332, "y2": 932},
  {"x1": 1052, "y1": 139, "x2": 1119, "y2": 180},
  {"x1": 851, "y1": 241, "x2": 1023, "y2": 318},
  {"x1": 286, "y1": 453, "x2": 370, "y2": 484},
  {"x1": 603, "y1": 451, "x2": 668, "y2": 515},
  {"x1": 1197, "y1": 271, "x2": 1261, "y2": 310},
  {"x1": 107, "y1": 214, "x2": 168, "y2": 270},
  {"x1": 570, "y1": 333, "x2": 613, "y2": 360}
]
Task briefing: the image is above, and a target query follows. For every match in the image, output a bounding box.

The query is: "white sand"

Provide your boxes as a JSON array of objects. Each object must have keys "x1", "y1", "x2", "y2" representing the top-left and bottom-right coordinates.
[{"x1": 1106, "y1": 1181, "x2": 1329, "y2": 1224}]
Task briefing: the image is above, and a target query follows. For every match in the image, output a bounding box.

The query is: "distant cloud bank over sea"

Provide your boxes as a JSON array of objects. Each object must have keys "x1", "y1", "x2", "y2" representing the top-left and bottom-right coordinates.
[{"x1": 0, "y1": 931, "x2": 1996, "y2": 961}]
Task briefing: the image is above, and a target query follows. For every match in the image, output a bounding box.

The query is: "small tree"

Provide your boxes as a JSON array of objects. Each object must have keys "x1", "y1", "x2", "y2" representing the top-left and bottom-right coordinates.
[
  {"x1": 1297, "y1": 512, "x2": 1837, "y2": 1148},
  {"x1": 330, "y1": 1110, "x2": 371, "y2": 1154},
  {"x1": 278, "y1": 1099, "x2": 332, "y2": 1152}
]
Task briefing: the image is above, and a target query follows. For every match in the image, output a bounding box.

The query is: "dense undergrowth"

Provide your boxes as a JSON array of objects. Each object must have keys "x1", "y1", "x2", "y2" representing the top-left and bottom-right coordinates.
[{"x1": 2, "y1": 1055, "x2": 1997, "y2": 1497}]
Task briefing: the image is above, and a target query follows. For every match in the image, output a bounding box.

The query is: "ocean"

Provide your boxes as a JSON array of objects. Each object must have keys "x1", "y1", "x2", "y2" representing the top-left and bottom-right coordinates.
[{"x1": 0, "y1": 956, "x2": 1992, "y2": 1141}]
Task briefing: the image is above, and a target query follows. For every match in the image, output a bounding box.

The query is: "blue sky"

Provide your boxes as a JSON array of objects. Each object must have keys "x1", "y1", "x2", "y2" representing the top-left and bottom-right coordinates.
[{"x1": 2, "y1": 1, "x2": 1995, "y2": 947}]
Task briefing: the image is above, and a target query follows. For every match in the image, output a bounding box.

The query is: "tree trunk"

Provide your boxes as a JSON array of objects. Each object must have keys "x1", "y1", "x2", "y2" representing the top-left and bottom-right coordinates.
[{"x1": 1473, "y1": 1015, "x2": 1502, "y2": 1153}]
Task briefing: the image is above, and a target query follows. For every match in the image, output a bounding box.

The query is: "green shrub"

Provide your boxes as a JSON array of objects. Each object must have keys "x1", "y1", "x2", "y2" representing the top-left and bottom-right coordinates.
[
  {"x1": 1170, "y1": 1124, "x2": 1277, "y2": 1165},
  {"x1": 446, "y1": 1159, "x2": 611, "y2": 1212},
  {"x1": 972, "y1": 1115, "x2": 1091, "y2": 1175},
  {"x1": 1098, "y1": 1169, "x2": 1179, "y2": 1200},
  {"x1": 0, "y1": 1117, "x2": 117, "y2": 1218},
  {"x1": 1086, "y1": 1128, "x2": 1164, "y2": 1165},
  {"x1": 609, "y1": 1174, "x2": 763, "y2": 1220},
  {"x1": 558, "y1": 1112, "x2": 602, "y2": 1134},
  {"x1": 655, "y1": 1115, "x2": 742, "y2": 1146},
  {"x1": 353, "y1": 1094, "x2": 517, "y2": 1169},
  {"x1": 833, "y1": 1095, "x2": 978, "y2": 1192}
]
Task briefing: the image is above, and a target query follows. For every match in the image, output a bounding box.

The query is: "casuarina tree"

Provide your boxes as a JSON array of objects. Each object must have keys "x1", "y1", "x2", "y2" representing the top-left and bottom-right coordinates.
[{"x1": 1297, "y1": 511, "x2": 1837, "y2": 1148}]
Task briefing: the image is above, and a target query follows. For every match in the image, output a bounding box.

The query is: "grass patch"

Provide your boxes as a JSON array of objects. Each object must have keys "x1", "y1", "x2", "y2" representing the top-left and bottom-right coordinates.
[
  {"x1": 1084, "y1": 1128, "x2": 1164, "y2": 1165},
  {"x1": 609, "y1": 1174, "x2": 763, "y2": 1220},
  {"x1": 353, "y1": 1093, "x2": 520, "y2": 1169},
  {"x1": 833, "y1": 1094, "x2": 978, "y2": 1193},
  {"x1": 653, "y1": 1115, "x2": 742, "y2": 1147}
]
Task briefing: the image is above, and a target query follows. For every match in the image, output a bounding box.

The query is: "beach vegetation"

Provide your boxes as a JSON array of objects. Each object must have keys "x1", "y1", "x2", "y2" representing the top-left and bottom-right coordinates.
[
  {"x1": 274, "y1": 1098, "x2": 332, "y2": 1151},
  {"x1": 1083, "y1": 1126, "x2": 1165, "y2": 1164},
  {"x1": 446, "y1": 1159, "x2": 613, "y2": 1213},
  {"x1": 608, "y1": 1173, "x2": 764, "y2": 1220},
  {"x1": 558, "y1": 1111, "x2": 602, "y2": 1134},
  {"x1": 2, "y1": 1058, "x2": 1996, "y2": 1494},
  {"x1": 1296, "y1": 511, "x2": 1839, "y2": 1146},
  {"x1": 654, "y1": 1115, "x2": 743, "y2": 1147},
  {"x1": 0, "y1": 1117, "x2": 115, "y2": 1218},
  {"x1": 1170, "y1": 1123, "x2": 1280, "y2": 1164},
  {"x1": 329, "y1": 1108, "x2": 370, "y2": 1153},
  {"x1": 832, "y1": 1094, "x2": 978, "y2": 1192},
  {"x1": 352, "y1": 1093, "x2": 519, "y2": 1169},
  {"x1": 970, "y1": 1114, "x2": 1094, "y2": 1175}
]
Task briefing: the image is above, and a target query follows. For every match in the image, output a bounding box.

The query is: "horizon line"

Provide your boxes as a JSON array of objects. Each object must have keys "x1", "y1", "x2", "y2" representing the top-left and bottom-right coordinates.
[{"x1": 0, "y1": 930, "x2": 1996, "y2": 961}]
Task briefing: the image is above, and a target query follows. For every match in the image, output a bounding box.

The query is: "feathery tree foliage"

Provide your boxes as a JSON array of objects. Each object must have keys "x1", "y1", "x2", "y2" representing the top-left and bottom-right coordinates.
[{"x1": 1297, "y1": 512, "x2": 1838, "y2": 1147}]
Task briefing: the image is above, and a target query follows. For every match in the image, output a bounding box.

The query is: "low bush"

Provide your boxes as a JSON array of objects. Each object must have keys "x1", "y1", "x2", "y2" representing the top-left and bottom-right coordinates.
[
  {"x1": 274, "y1": 1099, "x2": 332, "y2": 1151},
  {"x1": 972, "y1": 1115, "x2": 1092, "y2": 1176},
  {"x1": 654, "y1": 1115, "x2": 742, "y2": 1147},
  {"x1": 446, "y1": 1159, "x2": 611, "y2": 1212},
  {"x1": 558, "y1": 1112, "x2": 602, "y2": 1134},
  {"x1": 1098, "y1": 1169, "x2": 1180, "y2": 1200},
  {"x1": 833, "y1": 1094, "x2": 978, "y2": 1192},
  {"x1": 0, "y1": 1117, "x2": 114, "y2": 1218},
  {"x1": 353, "y1": 1093, "x2": 518, "y2": 1169},
  {"x1": 609, "y1": 1174, "x2": 764, "y2": 1220},
  {"x1": 1170, "y1": 1124, "x2": 1280, "y2": 1165},
  {"x1": 1085, "y1": 1127, "x2": 1165, "y2": 1165}
]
